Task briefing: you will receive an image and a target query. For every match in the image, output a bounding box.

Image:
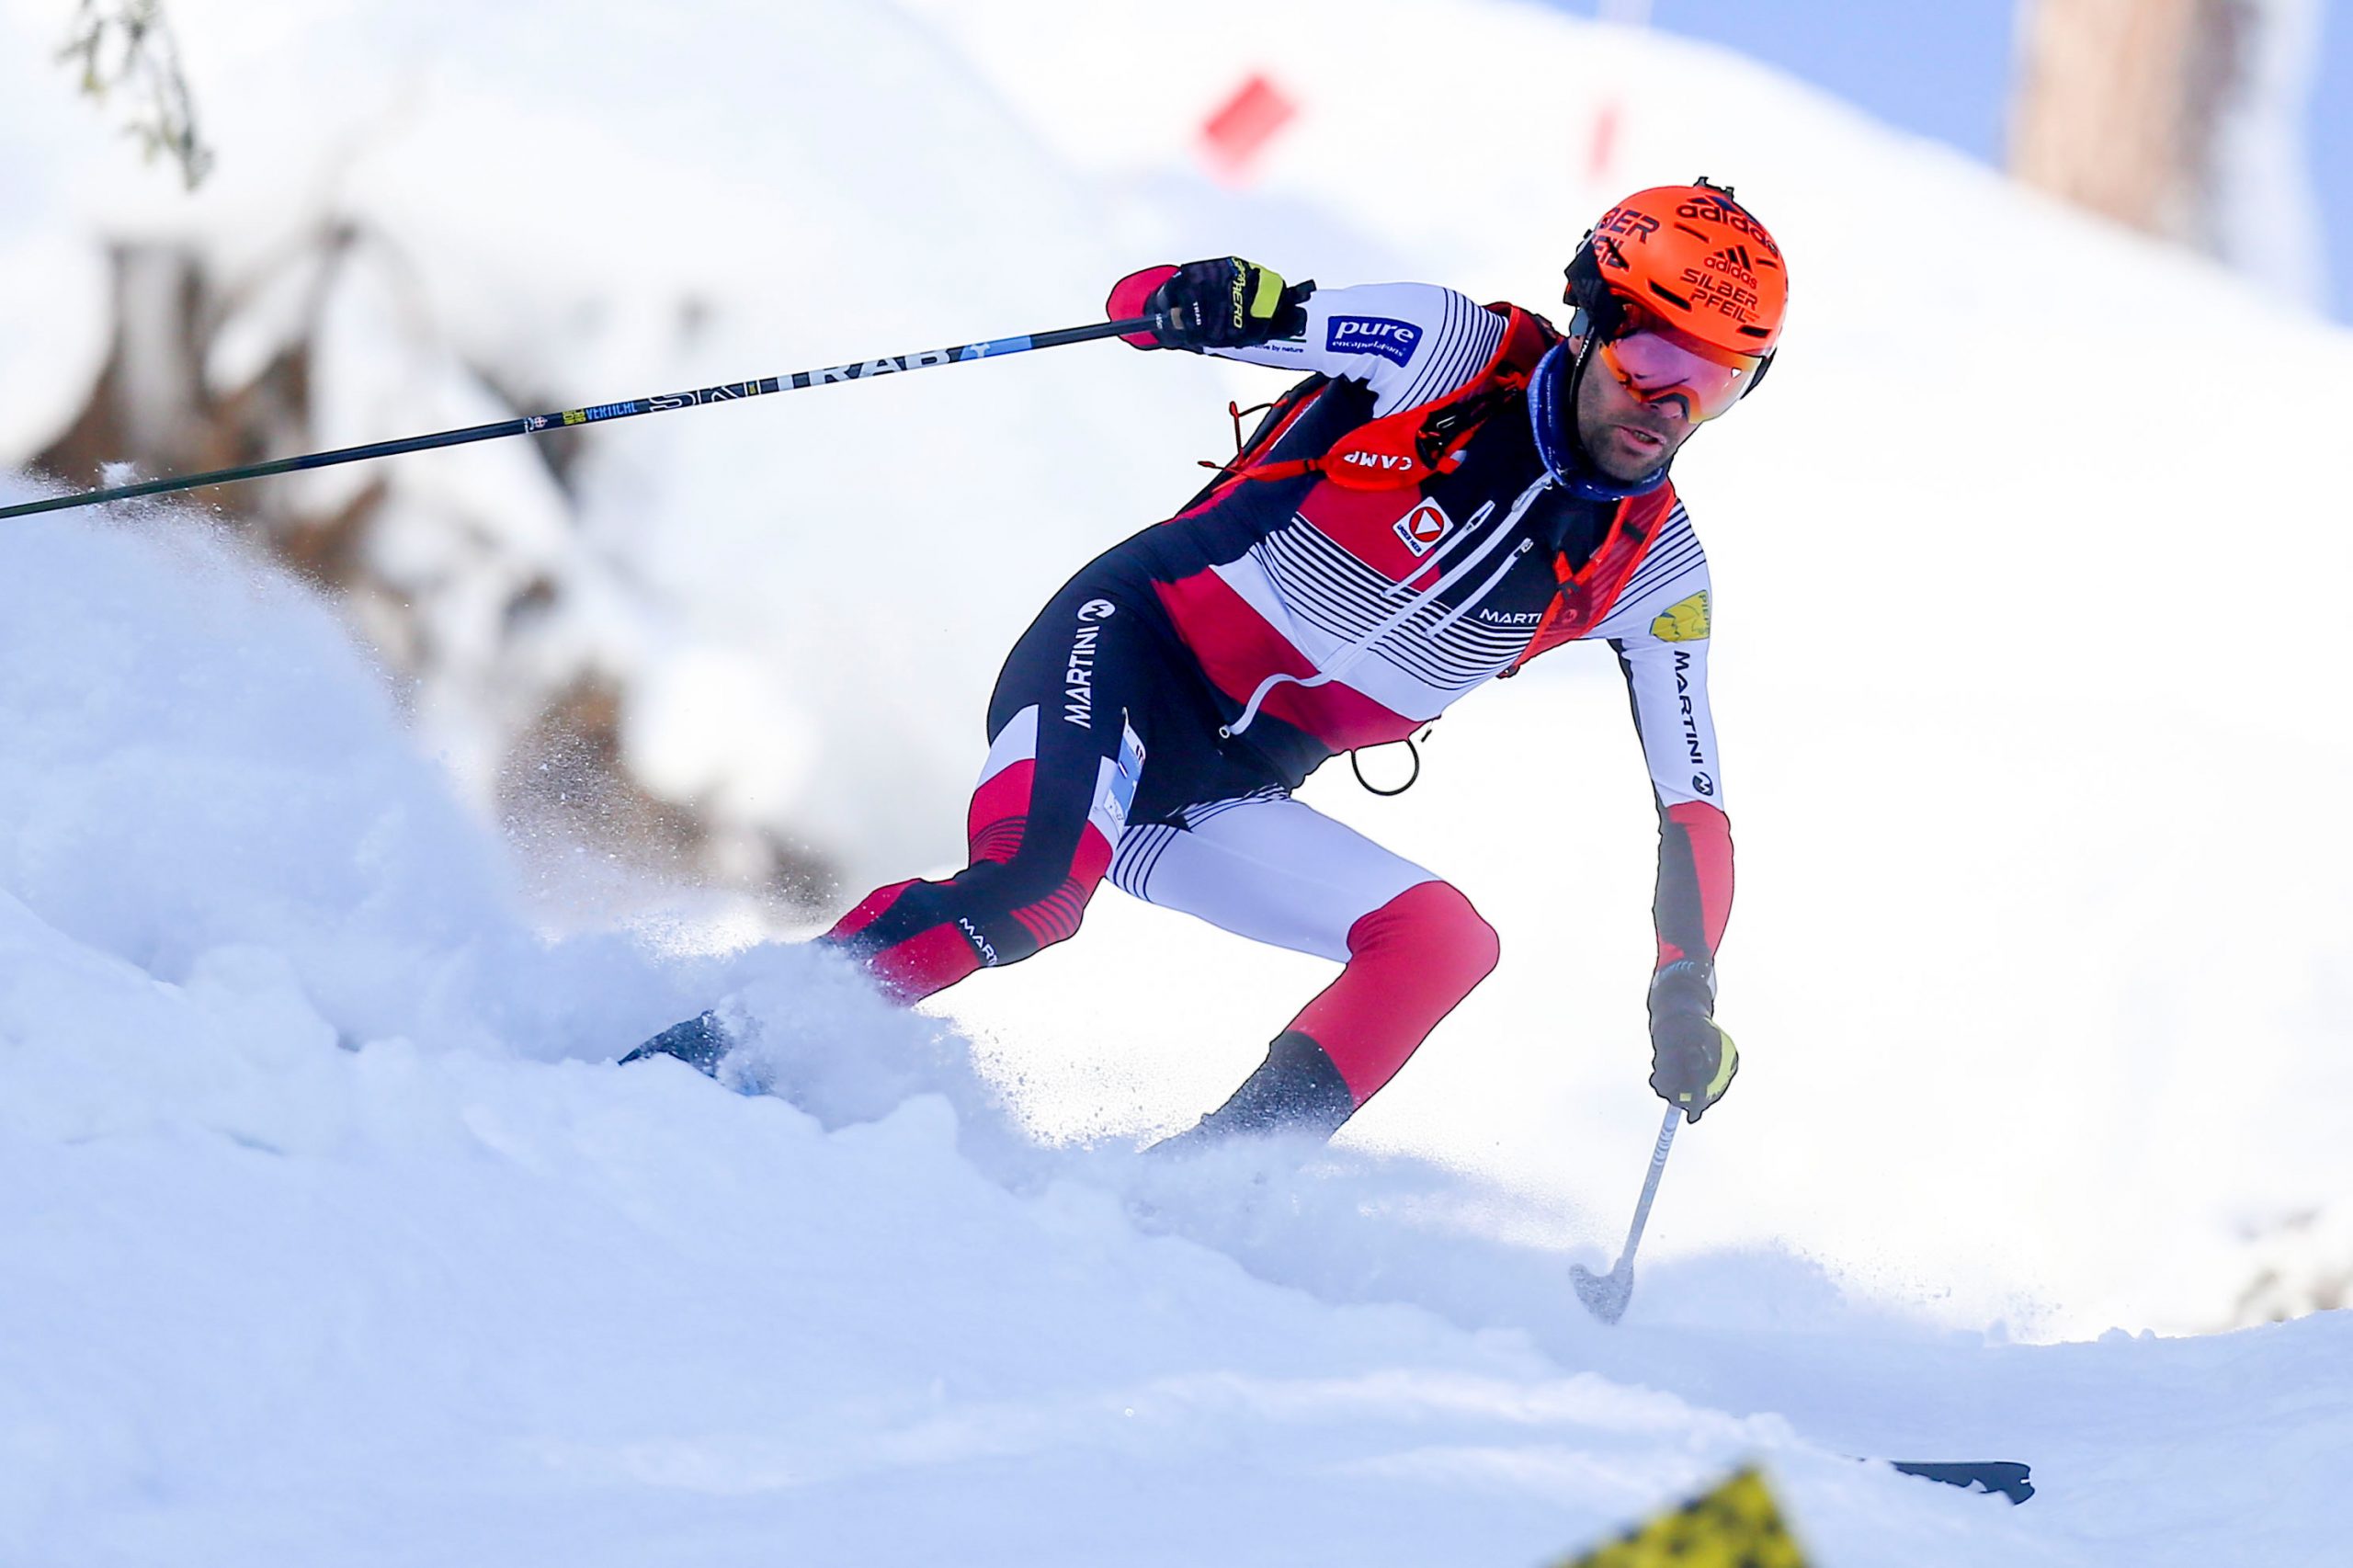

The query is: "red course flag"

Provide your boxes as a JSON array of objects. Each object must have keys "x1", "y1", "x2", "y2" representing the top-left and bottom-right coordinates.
[{"x1": 1199, "y1": 72, "x2": 1298, "y2": 183}]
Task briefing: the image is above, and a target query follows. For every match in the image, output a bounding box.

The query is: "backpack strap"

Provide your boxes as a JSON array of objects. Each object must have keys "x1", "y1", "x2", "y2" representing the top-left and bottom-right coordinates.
[
  {"x1": 1502, "y1": 483, "x2": 1680, "y2": 675},
  {"x1": 1232, "y1": 304, "x2": 1558, "y2": 491},
  {"x1": 1177, "y1": 371, "x2": 1335, "y2": 513}
]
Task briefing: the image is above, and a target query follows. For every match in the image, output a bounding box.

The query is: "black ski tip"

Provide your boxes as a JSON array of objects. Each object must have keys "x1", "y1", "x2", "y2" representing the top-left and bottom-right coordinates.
[
  {"x1": 619, "y1": 1010, "x2": 733, "y2": 1076},
  {"x1": 1887, "y1": 1460, "x2": 2035, "y2": 1505}
]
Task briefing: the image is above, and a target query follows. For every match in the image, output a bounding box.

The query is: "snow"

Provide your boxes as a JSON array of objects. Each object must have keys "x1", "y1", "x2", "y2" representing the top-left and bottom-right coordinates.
[
  {"x1": 0, "y1": 506, "x2": 2345, "y2": 1563},
  {"x1": 2, "y1": 0, "x2": 2350, "y2": 1562}
]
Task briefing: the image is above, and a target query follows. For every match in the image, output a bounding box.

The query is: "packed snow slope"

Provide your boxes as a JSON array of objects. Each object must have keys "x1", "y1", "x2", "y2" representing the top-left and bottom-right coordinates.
[
  {"x1": 1, "y1": 496, "x2": 2347, "y2": 1566},
  {"x1": 2, "y1": 0, "x2": 2350, "y2": 1561}
]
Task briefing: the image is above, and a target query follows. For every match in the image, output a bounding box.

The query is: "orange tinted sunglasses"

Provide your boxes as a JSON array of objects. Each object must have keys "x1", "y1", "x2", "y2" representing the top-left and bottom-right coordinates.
[{"x1": 1596, "y1": 309, "x2": 1766, "y2": 423}]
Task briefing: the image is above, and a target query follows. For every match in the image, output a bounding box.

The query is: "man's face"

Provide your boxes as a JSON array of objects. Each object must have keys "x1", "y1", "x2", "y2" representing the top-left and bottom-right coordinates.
[{"x1": 1573, "y1": 335, "x2": 1698, "y2": 482}]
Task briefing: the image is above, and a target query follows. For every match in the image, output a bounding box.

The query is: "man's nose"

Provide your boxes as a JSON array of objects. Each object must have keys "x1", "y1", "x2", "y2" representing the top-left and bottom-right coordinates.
[{"x1": 1640, "y1": 387, "x2": 1694, "y2": 424}]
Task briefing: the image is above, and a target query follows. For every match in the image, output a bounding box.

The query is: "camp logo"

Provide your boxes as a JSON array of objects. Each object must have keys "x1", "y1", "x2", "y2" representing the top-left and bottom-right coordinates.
[
  {"x1": 1392, "y1": 498, "x2": 1454, "y2": 557},
  {"x1": 1650, "y1": 590, "x2": 1711, "y2": 642}
]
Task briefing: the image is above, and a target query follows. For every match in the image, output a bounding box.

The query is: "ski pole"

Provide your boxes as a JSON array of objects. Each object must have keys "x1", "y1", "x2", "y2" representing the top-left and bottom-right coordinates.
[
  {"x1": 1570, "y1": 1102, "x2": 1681, "y2": 1324},
  {"x1": 0, "y1": 312, "x2": 1169, "y2": 522}
]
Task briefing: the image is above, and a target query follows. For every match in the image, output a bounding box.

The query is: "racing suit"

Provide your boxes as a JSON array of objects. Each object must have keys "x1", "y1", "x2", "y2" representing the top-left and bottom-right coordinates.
[{"x1": 824, "y1": 278, "x2": 1733, "y2": 1126}]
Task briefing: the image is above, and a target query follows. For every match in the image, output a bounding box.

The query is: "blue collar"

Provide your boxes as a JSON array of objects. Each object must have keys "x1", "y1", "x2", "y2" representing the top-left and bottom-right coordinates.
[{"x1": 1527, "y1": 340, "x2": 1669, "y2": 502}]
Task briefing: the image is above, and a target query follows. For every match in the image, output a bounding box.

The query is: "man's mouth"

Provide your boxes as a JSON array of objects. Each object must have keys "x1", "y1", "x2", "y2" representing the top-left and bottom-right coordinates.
[{"x1": 1618, "y1": 425, "x2": 1667, "y2": 451}]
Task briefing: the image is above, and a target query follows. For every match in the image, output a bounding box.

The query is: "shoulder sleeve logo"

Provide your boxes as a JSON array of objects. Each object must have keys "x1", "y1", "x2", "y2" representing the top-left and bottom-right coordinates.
[
  {"x1": 1650, "y1": 590, "x2": 1710, "y2": 642},
  {"x1": 1326, "y1": 315, "x2": 1423, "y2": 367}
]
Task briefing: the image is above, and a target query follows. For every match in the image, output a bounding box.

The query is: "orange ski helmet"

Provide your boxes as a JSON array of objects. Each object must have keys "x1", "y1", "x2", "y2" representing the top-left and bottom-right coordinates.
[{"x1": 1564, "y1": 176, "x2": 1789, "y2": 376}]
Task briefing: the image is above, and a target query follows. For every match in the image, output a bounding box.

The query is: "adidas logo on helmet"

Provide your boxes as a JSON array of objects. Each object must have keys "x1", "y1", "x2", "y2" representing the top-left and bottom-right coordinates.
[{"x1": 1564, "y1": 176, "x2": 1790, "y2": 368}]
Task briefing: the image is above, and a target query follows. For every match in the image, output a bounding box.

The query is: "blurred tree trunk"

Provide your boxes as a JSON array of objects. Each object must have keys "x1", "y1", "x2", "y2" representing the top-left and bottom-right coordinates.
[{"x1": 2009, "y1": 0, "x2": 2325, "y2": 305}]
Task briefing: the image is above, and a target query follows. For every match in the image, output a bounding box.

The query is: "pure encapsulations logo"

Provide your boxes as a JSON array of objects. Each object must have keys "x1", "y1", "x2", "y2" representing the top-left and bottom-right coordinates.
[{"x1": 1327, "y1": 316, "x2": 1421, "y2": 366}]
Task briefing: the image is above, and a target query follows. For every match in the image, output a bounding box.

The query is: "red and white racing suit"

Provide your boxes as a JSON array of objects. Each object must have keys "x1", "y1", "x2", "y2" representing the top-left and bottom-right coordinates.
[{"x1": 825, "y1": 277, "x2": 1733, "y2": 1121}]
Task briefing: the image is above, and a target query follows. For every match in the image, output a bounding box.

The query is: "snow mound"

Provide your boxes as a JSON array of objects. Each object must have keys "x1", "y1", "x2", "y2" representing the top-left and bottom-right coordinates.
[{"x1": 2, "y1": 490, "x2": 2347, "y2": 1567}]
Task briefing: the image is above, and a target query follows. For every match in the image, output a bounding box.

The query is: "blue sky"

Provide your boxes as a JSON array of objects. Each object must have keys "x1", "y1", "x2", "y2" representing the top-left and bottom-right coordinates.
[{"x1": 1556, "y1": 1, "x2": 2352, "y2": 323}]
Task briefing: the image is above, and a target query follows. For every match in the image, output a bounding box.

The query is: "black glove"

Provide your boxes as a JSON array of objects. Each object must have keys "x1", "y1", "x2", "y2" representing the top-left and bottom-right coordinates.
[
  {"x1": 1148, "y1": 257, "x2": 1313, "y2": 349},
  {"x1": 1647, "y1": 959, "x2": 1738, "y2": 1123}
]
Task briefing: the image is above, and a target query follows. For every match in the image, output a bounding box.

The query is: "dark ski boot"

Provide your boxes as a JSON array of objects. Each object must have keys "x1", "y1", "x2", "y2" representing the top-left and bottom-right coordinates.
[
  {"x1": 620, "y1": 1009, "x2": 734, "y2": 1076},
  {"x1": 1151, "y1": 1030, "x2": 1357, "y2": 1153}
]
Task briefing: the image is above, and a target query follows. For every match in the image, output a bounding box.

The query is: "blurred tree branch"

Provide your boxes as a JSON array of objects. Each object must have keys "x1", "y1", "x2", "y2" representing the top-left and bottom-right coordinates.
[{"x1": 59, "y1": 0, "x2": 214, "y2": 190}]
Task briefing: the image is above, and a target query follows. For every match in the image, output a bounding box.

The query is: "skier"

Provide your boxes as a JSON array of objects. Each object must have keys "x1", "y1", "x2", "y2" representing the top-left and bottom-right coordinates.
[{"x1": 628, "y1": 178, "x2": 1788, "y2": 1146}]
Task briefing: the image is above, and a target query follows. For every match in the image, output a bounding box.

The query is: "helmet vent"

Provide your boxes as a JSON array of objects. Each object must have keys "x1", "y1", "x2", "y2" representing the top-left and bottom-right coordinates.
[{"x1": 1644, "y1": 280, "x2": 1692, "y2": 310}]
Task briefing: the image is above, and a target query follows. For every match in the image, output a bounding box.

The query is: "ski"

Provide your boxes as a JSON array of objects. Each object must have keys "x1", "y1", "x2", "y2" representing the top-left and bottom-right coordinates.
[{"x1": 1882, "y1": 1460, "x2": 2035, "y2": 1505}]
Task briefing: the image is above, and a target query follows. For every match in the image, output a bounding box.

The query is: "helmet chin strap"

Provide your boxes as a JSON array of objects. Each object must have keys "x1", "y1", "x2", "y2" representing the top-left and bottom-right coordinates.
[{"x1": 1529, "y1": 335, "x2": 1670, "y2": 502}]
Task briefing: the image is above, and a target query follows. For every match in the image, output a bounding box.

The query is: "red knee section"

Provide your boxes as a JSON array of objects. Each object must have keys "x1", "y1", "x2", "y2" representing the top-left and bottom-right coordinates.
[
  {"x1": 967, "y1": 759, "x2": 1034, "y2": 865},
  {"x1": 824, "y1": 748, "x2": 1111, "y2": 1004},
  {"x1": 826, "y1": 879, "x2": 922, "y2": 943},
  {"x1": 1288, "y1": 880, "x2": 1500, "y2": 1103},
  {"x1": 862, "y1": 924, "x2": 983, "y2": 1002},
  {"x1": 1007, "y1": 821, "x2": 1112, "y2": 949},
  {"x1": 822, "y1": 879, "x2": 983, "y2": 1002}
]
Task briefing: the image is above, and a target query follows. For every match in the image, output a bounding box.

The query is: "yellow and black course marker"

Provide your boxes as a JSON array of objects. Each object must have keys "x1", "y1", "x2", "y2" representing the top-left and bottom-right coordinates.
[{"x1": 1554, "y1": 1466, "x2": 1810, "y2": 1568}]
